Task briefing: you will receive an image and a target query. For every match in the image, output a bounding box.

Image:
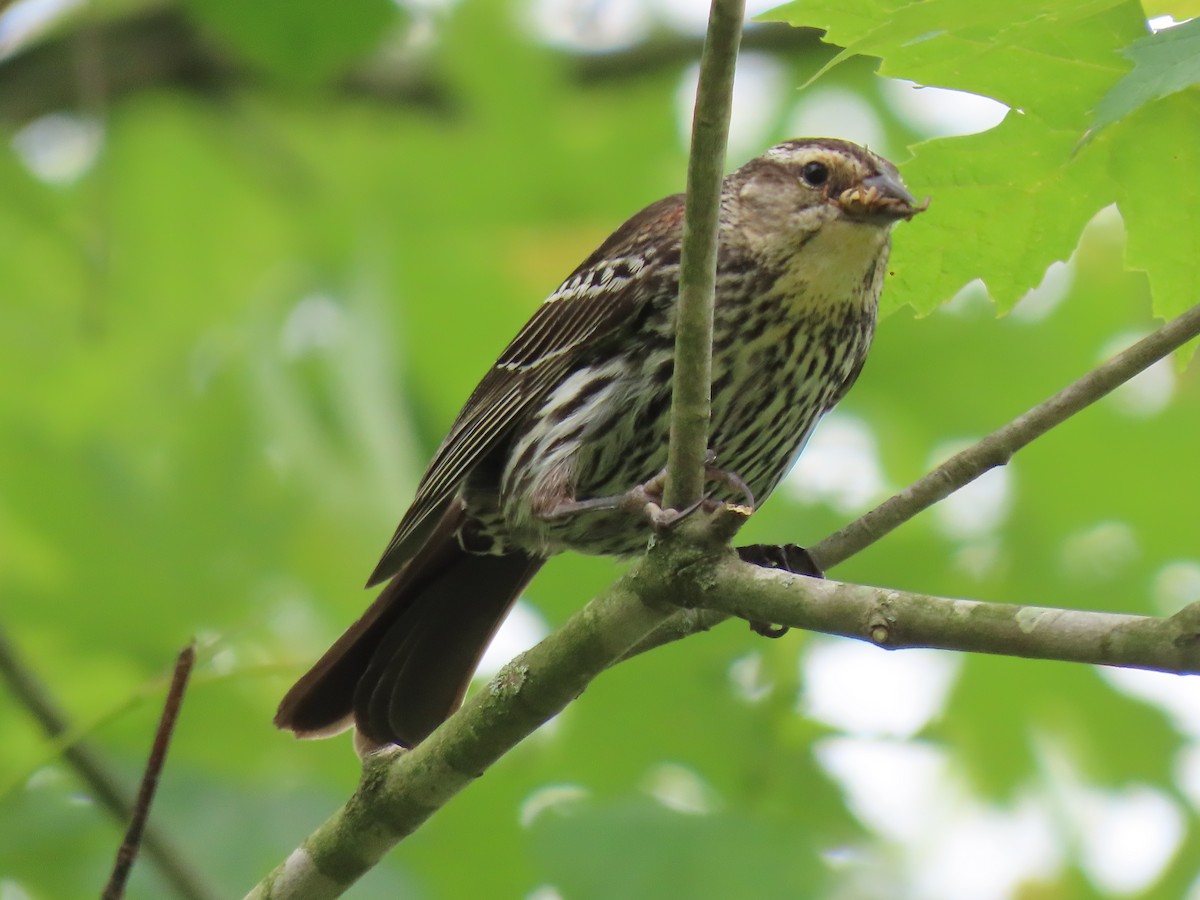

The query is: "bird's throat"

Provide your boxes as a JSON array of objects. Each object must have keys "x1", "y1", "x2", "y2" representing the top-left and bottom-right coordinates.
[{"x1": 772, "y1": 218, "x2": 892, "y2": 315}]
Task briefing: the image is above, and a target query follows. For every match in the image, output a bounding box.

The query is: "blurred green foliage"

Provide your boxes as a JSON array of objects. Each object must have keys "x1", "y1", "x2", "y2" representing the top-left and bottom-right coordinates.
[{"x1": 0, "y1": 0, "x2": 1198, "y2": 897}]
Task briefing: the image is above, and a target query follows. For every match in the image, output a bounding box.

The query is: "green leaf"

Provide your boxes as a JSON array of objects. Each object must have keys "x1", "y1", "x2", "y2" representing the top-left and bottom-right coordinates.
[
  {"x1": 181, "y1": 0, "x2": 403, "y2": 85},
  {"x1": 763, "y1": 0, "x2": 1144, "y2": 129},
  {"x1": 1109, "y1": 90, "x2": 1200, "y2": 321},
  {"x1": 887, "y1": 112, "x2": 1111, "y2": 313},
  {"x1": 1091, "y1": 17, "x2": 1200, "y2": 133}
]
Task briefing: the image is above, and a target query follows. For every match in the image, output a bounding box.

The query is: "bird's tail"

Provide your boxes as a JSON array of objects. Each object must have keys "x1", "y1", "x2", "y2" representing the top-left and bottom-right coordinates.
[{"x1": 274, "y1": 508, "x2": 544, "y2": 748}]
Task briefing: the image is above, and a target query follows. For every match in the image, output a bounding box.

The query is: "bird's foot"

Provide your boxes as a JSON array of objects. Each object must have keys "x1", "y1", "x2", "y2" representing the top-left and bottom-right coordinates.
[
  {"x1": 541, "y1": 452, "x2": 755, "y2": 532},
  {"x1": 736, "y1": 544, "x2": 824, "y2": 639},
  {"x1": 700, "y1": 450, "x2": 755, "y2": 512},
  {"x1": 539, "y1": 468, "x2": 699, "y2": 529}
]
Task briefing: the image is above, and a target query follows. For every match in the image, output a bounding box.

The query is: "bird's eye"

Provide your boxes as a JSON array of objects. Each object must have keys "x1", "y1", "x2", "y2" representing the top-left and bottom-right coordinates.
[{"x1": 800, "y1": 161, "x2": 829, "y2": 187}]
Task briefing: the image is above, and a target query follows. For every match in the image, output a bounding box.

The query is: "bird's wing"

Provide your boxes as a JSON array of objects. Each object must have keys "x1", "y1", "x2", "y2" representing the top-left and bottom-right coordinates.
[{"x1": 366, "y1": 194, "x2": 685, "y2": 586}]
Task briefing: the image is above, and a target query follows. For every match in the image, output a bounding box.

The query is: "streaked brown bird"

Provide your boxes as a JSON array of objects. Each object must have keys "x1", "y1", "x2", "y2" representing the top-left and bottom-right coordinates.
[{"x1": 275, "y1": 138, "x2": 924, "y2": 749}]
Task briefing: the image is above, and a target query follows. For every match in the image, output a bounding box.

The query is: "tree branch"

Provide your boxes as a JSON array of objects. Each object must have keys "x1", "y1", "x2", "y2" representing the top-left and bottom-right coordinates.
[
  {"x1": 245, "y1": 557, "x2": 695, "y2": 900},
  {"x1": 0, "y1": 10, "x2": 453, "y2": 129},
  {"x1": 703, "y1": 557, "x2": 1200, "y2": 673},
  {"x1": 812, "y1": 301, "x2": 1200, "y2": 569},
  {"x1": 663, "y1": 0, "x2": 744, "y2": 511},
  {"x1": 103, "y1": 642, "x2": 197, "y2": 900},
  {"x1": 569, "y1": 22, "x2": 821, "y2": 82},
  {"x1": 0, "y1": 10, "x2": 814, "y2": 131},
  {"x1": 622, "y1": 300, "x2": 1200, "y2": 658},
  {"x1": 0, "y1": 628, "x2": 220, "y2": 900}
]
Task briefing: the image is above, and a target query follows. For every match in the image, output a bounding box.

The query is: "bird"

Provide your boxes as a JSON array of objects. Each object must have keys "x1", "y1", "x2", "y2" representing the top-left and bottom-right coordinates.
[{"x1": 274, "y1": 137, "x2": 924, "y2": 749}]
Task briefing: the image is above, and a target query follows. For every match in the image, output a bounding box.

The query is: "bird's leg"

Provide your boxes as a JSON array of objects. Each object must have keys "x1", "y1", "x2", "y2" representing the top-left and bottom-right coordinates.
[
  {"x1": 538, "y1": 468, "x2": 696, "y2": 529},
  {"x1": 540, "y1": 451, "x2": 755, "y2": 530}
]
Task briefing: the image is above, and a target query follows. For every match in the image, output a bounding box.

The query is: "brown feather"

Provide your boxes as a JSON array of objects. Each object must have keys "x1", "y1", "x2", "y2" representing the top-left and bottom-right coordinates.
[
  {"x1": 365, "y1": 196, "x2": 685, "y2": 587},
  {"x1": 276, "y1": 501, "x2": 543, "y2": 745}
]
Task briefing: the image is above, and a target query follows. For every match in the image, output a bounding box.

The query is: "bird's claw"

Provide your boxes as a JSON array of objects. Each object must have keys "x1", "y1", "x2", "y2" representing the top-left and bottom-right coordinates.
[
  {"x1": 642, "y1": 496, "x2": 707, "y2": 531},
  {"x1": 736, "y1": 544, "x2": 825, "y2": 640},
  {"x1": 540, "y1": 453, "x2": 755, "y2": 533},
  {"x1": 750, "y1": 621, "x2": 789, "y2": 638},
  {"x1": 703, "y1": 455, "x2": 756, "y2": 512}
]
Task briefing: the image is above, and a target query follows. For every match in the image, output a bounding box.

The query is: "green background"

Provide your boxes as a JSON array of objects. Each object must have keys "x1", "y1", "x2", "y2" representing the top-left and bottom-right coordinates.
[{"x1": 1, "y1": 0, "x2": 1198, "y2": 896}]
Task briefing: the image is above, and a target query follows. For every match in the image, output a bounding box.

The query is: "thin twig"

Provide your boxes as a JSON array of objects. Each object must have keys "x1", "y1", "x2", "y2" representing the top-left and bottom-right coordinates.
[
  {"x1": 663, "y1": 0, "x2": 745, "y2": 511},
  {"x1": 102, "y1": 642, "x2": 198, "y2": 900},
  {"x1": 812, "y1": 301, "x2": 1200, "y2": 568},
  {"x1": 0, "y1": 629, "x2": 218, "y2": 900}
]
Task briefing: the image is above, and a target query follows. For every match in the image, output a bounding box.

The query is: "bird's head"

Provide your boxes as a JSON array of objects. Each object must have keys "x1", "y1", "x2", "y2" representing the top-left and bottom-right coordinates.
[{"x1": 726, "y1": 138, "x2": 926, "y2": 268}]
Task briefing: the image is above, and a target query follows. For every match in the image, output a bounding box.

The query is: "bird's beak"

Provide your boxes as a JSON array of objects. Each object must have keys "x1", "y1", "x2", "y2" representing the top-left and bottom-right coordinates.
[{"x1": 838, "y1": 172, "x2": 928, "y2": 222}]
